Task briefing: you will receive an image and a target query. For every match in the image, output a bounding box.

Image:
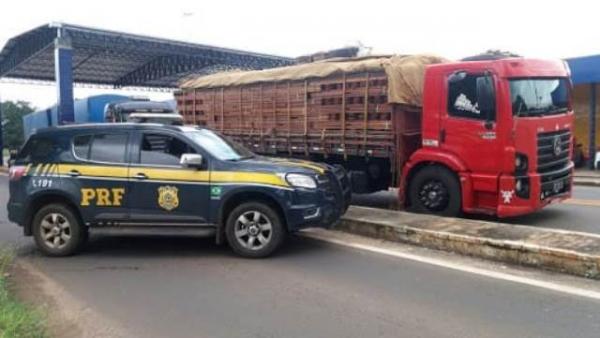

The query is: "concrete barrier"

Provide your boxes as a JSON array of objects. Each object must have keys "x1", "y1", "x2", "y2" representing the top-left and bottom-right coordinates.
[
  {"x1": 337, "y1": 206, "x2": 600, "y2": 279},
  {"x1": 574, "y1": 170, "x2": 600, "y2": 187},
  {"x1": 574, "y1": 177, "x2": 600, "y2": 187}
]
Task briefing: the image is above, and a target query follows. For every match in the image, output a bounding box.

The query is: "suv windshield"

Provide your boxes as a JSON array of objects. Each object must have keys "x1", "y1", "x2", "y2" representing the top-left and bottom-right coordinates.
[
  {"x1": 185, "y1": 129, "x2": 254, "y2": 161},
  {"x1": 509, "y1": 78, "x2": 570, "y2": 117}
]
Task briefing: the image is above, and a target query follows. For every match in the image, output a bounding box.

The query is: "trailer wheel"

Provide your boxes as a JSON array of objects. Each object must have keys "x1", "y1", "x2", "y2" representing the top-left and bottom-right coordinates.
[{"x1": 409, "y1": 166, "x2": 461, "y2": 217}]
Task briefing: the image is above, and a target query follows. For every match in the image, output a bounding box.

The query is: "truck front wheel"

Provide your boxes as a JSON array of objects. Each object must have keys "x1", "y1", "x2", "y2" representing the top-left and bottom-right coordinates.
[{"x1": 409, "y1": 166, "x2": 461, "y2": 217}]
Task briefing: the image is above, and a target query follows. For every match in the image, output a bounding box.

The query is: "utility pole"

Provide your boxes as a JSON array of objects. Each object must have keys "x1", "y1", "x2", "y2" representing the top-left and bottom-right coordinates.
[
  {"x1": 55, "y1": 26, "x2": 74, "y2": 124},
  {"x1": 590, "y1": 84, "x2": 597, "y2": 170}
]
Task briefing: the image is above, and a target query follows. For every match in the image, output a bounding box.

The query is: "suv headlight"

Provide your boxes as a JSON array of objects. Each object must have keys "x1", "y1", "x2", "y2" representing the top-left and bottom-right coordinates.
[{"x1": 286, "y1": 173, "x2": 317, "y2": 189}]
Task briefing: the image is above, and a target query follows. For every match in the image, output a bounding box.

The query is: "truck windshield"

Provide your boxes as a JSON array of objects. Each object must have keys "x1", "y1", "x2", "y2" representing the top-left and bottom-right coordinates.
[
  {"x1": 509, "y1": 78, "x2": 569, "y2": 117},
  {"x1": 186, "y1": 129, "x2": 254, "y2": 161}
]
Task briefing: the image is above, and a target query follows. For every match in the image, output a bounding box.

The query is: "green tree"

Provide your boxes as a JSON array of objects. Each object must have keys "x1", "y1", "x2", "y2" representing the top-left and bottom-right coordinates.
[{"x1": 1, "y1": 100, "x2": 34, "y2": 150}]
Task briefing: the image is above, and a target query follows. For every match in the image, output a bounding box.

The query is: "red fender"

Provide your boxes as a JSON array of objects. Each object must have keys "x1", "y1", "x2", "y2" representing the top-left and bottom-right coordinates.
[{"x1": 398, "y1": 148, "x2": 473, "y2": 211}]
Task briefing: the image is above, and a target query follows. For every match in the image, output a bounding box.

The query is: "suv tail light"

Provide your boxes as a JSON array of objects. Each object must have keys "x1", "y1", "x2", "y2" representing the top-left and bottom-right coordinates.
[{"x1": 9, "y1": 166, "x2": 27, "y2": 181}]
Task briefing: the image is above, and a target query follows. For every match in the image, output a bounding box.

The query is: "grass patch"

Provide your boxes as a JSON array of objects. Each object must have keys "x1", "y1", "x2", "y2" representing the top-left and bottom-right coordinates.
[{"x1": 0, "y1": 248, "x2": 47, "y2": 338}]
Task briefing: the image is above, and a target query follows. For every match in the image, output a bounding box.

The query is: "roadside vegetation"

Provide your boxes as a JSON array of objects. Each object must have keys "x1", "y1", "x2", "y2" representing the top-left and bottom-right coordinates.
[
  {"x1": 1, "y1": 100, "x2": 34, "y2": 151},
  {"x1": 0, "y1": 248, "x2": 46, "y2": 338}
]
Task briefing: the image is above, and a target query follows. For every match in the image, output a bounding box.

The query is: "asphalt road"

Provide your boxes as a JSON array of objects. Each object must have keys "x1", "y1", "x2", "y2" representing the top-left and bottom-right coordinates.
[
  {"x1": 353, "y1": 185, "x2": 600, "y2": 234},
  {"x1": 2, "y1": 175, "x2": 600, "y2": 337}
]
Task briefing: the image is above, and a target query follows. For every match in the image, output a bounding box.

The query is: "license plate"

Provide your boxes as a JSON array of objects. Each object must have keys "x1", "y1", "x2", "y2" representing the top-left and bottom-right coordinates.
[{"x1": 552, "y1": 180, "x2": 565, "y2": 193}]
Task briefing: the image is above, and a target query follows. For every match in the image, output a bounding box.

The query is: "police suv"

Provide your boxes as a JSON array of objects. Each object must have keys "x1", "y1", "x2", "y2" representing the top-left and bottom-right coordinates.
[{"x1": 7, "y1": 124, "x2": 351, "y2": 258}]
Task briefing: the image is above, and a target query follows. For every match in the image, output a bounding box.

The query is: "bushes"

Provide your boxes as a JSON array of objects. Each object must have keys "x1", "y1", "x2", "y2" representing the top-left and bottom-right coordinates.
[{"x1": 0, "y1": 248, "x2": 46, "y2": 338}]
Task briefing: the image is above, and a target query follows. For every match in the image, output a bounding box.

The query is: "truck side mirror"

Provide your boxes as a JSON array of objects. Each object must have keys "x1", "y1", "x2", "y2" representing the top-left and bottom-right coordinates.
[
  {"x1": 180, "y1": 153, "x2": 203, "y2": 169},
  {"x1": 477, "y1": 75, "x2": 496, "y2": 123}
]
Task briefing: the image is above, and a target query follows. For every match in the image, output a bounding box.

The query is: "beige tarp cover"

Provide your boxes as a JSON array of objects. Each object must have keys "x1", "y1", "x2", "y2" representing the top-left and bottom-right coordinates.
[{"x1": 179, "y1": 55, "x2": 448, "y2": 106}]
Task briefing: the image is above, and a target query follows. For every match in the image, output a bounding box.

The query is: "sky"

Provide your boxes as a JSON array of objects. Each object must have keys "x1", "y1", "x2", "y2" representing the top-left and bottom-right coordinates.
[{"x1": 0, "y1": 0, "x2": 597, "y2": 109}]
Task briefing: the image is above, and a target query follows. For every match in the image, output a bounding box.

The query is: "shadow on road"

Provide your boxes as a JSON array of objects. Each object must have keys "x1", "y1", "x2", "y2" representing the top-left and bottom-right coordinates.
[{"x1": 33, "y1": 233, "x2": 327, "y2": 260}]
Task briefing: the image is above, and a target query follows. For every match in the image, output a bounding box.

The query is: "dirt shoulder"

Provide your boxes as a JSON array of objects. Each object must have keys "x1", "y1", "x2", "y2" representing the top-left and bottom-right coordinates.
[{"x1": 10, "y1": 260, "x2": 132, "y2": 338}]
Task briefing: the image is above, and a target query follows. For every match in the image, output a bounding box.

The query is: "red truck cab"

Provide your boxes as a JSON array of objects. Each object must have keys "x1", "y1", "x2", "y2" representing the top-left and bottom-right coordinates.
[{"x1": 403, "y1": 58, "x2": 573, "y2": 217}]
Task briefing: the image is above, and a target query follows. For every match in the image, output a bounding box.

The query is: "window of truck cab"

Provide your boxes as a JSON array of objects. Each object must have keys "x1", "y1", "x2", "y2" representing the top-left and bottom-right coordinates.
[
  {"x1": 509, "y1": 77, "x2": 570, "y2": 117},
  {"x1": 447, "y1": 72, "x2": 496, "y2": 122}
]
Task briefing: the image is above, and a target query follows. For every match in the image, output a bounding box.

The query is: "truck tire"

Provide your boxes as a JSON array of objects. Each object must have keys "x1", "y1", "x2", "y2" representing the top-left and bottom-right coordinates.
[
  {"x1": 225, "y1": 202, "x2": 286, "y2": 258},
  {"x1": 32, "y1": 204, "x2": 85, "y2": 257},
  {"x1": 409, "y1": 166, "x2": 462, "y2": 217}
]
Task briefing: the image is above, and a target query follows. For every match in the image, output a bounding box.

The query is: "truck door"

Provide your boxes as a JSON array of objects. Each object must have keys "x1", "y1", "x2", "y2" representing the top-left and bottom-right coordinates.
[
  {"x1": 127, "y1": 132, "x2": 211, "y2": 225},
  {"x1": 440, "y1": 71, "x2": 502, "y2": 200}
]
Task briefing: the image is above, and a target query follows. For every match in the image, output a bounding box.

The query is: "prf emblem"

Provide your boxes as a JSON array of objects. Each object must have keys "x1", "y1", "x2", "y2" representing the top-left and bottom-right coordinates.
[{"x1": 158, "y1": 186, "x2": 179, "y2": 211}]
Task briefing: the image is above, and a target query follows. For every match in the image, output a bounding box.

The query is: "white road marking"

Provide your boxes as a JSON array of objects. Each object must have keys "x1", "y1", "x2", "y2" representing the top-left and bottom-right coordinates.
[
  {"x1": 302, "y1": 231, "x2": 600, "y2": 301},
  {"x1": 564, "y1": 198, "x2": 600, "y2": 208}
]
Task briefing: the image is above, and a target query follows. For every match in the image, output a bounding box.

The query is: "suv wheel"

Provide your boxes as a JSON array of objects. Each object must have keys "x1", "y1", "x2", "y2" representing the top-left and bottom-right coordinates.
[
  {"x1": 225, "y1": 202, "x2": 285, "y2": 258},
  {"x1": 32, "y1": 204, "x2": 85, "y2": 257}
]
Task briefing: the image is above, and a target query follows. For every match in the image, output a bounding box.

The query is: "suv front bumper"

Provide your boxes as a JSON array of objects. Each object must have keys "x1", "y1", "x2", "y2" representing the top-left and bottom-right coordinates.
[{"x1": 286, "y1": 168, "x2": 351, "y2": 230}]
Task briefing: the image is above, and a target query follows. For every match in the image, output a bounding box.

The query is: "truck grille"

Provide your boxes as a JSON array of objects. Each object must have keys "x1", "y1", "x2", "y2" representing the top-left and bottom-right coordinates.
[{"x1": 537, "y1": 130, "x2": 571, "y2": 174}]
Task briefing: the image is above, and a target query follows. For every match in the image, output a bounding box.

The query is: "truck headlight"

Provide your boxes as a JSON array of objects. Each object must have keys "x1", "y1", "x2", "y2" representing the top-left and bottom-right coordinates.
[
  {"x1": 515, "y1": 177, "x2": 530, "y2": 199},
  {"x1": 286, "y1": 174, "x2": 317, "y2": 189},
  {"x1": 515, "y1": 153, "x2": 528, "y2": 173}
]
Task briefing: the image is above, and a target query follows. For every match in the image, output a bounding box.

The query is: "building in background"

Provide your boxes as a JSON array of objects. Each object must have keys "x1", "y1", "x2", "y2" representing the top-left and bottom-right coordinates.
[{"x1": 566, "y1": 55, "x2": 600, "y2": 169}]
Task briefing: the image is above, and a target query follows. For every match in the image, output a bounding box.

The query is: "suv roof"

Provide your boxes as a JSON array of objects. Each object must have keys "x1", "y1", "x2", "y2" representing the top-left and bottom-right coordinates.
[{"x1": 32, "y1": 123, "x2": 202, "y2": 136}]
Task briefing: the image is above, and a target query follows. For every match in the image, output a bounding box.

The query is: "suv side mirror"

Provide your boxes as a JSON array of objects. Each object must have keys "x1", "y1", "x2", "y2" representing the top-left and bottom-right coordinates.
[
  {"x1": 476, "y1": 75, "x2": 496, "y2": 124},
  {"x1": 180, "y1": 153, "x2": 203, "y2": 169}
]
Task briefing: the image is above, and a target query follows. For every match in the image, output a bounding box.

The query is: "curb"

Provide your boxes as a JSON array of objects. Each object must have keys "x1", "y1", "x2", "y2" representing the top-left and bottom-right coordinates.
[
  {"x1": 0, "y1": 166, "x2": 7, "y2": 174},
  {"x1": 574, "y1": 178, "x2": 600, "y2": 187},
  {"x1": 337, "y1": 206, "x2": 600, "y2": 279}
]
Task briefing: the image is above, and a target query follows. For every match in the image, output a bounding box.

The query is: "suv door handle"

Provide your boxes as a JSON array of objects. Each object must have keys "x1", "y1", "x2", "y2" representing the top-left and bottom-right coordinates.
[
  {"x1": 68, "y1": 170, "x2": 81, "y2": 177},
  {"x1": 133, "y1": 173, "x2": 148, "y2": 180}
]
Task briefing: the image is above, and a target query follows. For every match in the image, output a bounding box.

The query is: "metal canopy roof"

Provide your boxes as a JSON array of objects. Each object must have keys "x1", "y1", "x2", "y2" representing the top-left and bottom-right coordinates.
[
  {"x1": 566, "y1": 55, "x2": 600, "y2": 85},
  {"x1": 0, "y1": 23, "x2": 295, "y2": 89}
]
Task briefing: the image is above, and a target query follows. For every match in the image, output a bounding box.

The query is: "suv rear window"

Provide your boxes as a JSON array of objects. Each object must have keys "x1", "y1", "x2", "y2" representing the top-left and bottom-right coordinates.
[
  {"x1": 73, "y1": 135, "x2": 92, "y2": 159},
  {"x1": 17, "y1": 137, "x2": 58, "y2": 163},
  {"x1": 73, "y1": 133, "x2": 128, "y2": 163}
]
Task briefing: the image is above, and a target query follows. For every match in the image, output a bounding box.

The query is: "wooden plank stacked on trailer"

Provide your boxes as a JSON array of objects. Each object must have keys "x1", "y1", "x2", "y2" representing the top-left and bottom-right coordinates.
[{"x1": 178, "y1": 70, "x2": 403, "y2": 159}]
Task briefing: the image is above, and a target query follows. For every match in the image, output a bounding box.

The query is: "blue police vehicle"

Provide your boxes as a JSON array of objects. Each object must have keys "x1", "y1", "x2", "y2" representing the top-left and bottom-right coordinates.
[{"x1": 7, "y1": 124, "x2": 350, "y2": 258}]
